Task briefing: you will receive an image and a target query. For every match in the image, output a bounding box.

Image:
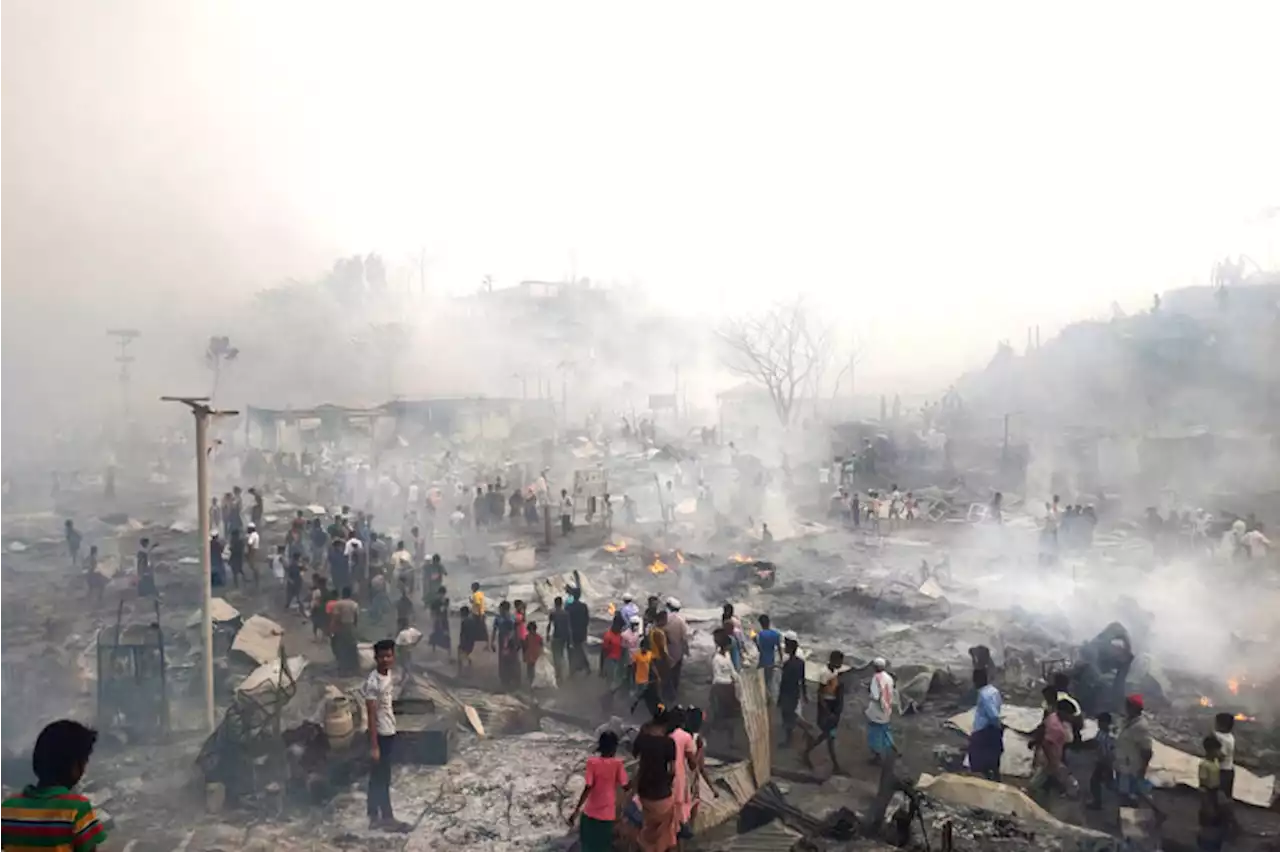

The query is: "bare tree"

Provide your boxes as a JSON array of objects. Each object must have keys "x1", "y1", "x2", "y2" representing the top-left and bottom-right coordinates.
[
  {"x1": 719, "y1": 297, "x2": 831, "y2": 427},
  {"x1": 825, "y1": 333, "x2": 864, "y2": 420}
]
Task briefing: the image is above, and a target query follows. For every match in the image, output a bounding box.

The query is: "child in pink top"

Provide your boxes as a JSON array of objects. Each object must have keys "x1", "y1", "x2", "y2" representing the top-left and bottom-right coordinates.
[
  {"x1": 569, "y1": 731, "x2": 630, "y2": 852},
  {"x1": 675, "y1": 706, "x2": 717, "y2": 836}
]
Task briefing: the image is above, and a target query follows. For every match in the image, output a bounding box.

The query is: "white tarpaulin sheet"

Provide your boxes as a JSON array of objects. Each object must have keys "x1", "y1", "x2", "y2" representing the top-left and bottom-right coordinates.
[
  {"x1": 948, "y1": 704, "x2": 1275, "y2": 807},
  {"x1": 186, "y1": 597, "x2": 240, "y2": 628},
  {"x1": 230, "y1": 615, "x2": 284, "y2": 666}
]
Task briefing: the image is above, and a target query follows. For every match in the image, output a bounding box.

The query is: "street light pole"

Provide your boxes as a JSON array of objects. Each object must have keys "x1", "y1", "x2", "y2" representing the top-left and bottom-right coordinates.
[{"x1": 162, "y1": 395, "x2": 238, "y2": 732}]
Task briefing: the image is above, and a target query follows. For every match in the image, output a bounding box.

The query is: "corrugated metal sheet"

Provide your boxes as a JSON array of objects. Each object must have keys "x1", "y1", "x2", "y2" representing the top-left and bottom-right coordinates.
[
  {"x1": 739, "y1": 668, "x2": 772, "y2": 786},
  {"x1": 721, "y1": 760, "x2": 757, "y2": 804},
  {"x1": 723, "y1": 820, "x2": 801, "y2": 852},
  {"x1": 694, "y1": 761, "x2": 757, "y2": 833}
]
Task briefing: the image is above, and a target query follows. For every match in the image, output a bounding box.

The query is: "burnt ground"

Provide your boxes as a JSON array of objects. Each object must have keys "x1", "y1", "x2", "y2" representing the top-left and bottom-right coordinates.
[{"x1": 5, "y1": 499, "x2": 1280, "y2": 851}]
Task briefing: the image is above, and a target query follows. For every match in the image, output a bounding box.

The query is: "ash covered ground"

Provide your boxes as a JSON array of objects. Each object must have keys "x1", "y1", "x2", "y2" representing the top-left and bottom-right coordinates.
[{"x1": 4, "y1": 374, "x2": 1280, "y2": 852}]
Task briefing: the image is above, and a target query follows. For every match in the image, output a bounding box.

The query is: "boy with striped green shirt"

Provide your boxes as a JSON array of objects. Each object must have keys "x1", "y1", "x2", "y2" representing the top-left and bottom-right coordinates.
[{"x1": 2, "y1": 720, "x2": 108, "y2": 852}]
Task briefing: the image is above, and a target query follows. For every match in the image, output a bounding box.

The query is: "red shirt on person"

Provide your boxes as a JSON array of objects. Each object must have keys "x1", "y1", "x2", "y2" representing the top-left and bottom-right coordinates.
[
  {"x1": 601, "y1": 629, "x2": 623, "y2": 661},
  {"x1": 523, "y1": 631, "x2": 544, "y2": 665},
  {"x1": 582, "y1": 756, "x2": 628, "y2": 821},
  {"x1": 1042, "y1": 713, "x2": 1069, "y2": 766}
]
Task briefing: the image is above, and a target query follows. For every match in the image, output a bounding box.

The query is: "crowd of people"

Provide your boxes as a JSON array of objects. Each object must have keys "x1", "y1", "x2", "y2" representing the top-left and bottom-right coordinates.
[
  {"x1": 963, "y1": 660, "x2": 1237, "y2": 851},
  {"x1": 827, "y1": 483, "x2": 920, "y2": 532}
]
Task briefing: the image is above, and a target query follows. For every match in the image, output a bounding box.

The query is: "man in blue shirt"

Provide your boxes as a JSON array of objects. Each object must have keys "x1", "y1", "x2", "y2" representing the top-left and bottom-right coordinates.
[
  {"x1": 968, "y1": 667, "x2": 1004, "y2": 780},
  {"x1": 754, "y1": 614, "x2": 783, "y2": 696}
]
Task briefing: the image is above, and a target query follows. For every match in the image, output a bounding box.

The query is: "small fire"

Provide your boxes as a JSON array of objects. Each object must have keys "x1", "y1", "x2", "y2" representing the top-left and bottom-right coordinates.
[
  {"x1": 603, "y1": 541, "x2": 627, "y2": 553},
  {"x1": 1234, "y1": 713, "x2": 1256, "y2": 722},
  {"x1": 1200, "y1": 696, "x2": 1214, "y2": 707},
  {"x1": 649, "y1": 558, "x2": 669, "y2": 574},
  {"x1": 729, "y1": 554, "x2": 753, "y2": 564},
  {"x1": 608, "y1": 602, "x2": 617, "y2": 616},
  {"x1": 1227, "y1": 678, "x2": 1240, "y2": 696}
]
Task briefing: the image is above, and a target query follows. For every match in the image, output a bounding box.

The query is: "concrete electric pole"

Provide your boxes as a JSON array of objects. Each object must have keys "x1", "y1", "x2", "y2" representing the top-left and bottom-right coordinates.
[
  {"x1": 106, "y1": 329, "x2": 141, "y2": 419},
  {"x1": 162, "y1": 395, "x2": 238, "y2": 731}
]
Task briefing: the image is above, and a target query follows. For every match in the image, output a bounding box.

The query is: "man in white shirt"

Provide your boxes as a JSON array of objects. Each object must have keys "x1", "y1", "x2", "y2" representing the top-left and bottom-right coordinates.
[
  {"x1": 1213, "y1": 712, "x2": 1237, "y2": 800},
  {"x1": 559, "y1": 489, "x2": 574, "y2": 536},
  {"x1": 391, "y1": 541, "x2": 414, "y2": 594},
  {"x1": 1243, "y1": 528, "x2": 1272, "y2": 560},
  {"x1": 866, "y1": 656, "x2": 897, "y2": 764},
  {"x1": 363, "y1": 640, "x2": 410, "y2": 833},
  {"x1": 620, "y1": 593, "x2": 640, "y2": 625},
  {"x1": 245, "y1": 524, "x2": 261, "y2": 588},
  {"x1": 710, "y1": 631, "x2": 740, "y2": 745}
]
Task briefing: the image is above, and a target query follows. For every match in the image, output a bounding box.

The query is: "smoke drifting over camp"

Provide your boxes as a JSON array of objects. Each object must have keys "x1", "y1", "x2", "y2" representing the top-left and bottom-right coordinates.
[{"x1": 3, "y1": 4, "x2": 1280, "y2": 851}]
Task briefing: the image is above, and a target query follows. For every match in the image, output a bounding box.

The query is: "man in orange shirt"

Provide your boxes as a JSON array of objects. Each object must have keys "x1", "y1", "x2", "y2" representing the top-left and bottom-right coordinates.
[{"x1": 630, "y1": 637, "x2": 661, "y2": 717}]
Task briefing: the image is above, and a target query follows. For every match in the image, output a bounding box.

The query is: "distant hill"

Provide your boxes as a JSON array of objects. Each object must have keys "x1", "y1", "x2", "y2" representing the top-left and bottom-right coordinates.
[{"x1": 956, "y1": 282, "x2": 1280, "y2": 438}]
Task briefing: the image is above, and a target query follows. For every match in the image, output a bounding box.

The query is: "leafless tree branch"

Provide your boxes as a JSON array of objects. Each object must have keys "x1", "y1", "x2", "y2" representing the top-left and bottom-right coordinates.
[{"x1": 718, "y1": 297, "x2": 833, "y2": 426}]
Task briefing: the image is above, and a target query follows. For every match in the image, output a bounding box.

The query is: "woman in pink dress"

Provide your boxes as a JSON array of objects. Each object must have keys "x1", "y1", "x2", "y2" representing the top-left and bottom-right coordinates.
[{"x1": 670, "y1": 707, "x2": 706, "y2": 838}]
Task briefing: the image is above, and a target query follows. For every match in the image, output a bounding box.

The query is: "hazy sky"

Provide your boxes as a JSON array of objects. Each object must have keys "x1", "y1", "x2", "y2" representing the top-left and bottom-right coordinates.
[{"x1": 4, "y1": 1, "x2": 1279, "y2": 388}]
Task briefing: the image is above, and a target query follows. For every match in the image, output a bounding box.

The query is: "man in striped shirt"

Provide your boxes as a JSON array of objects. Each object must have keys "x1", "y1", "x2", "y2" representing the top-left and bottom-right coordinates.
[{"x1": 2, "y1": 720, "x2": 108, "y2": 852}]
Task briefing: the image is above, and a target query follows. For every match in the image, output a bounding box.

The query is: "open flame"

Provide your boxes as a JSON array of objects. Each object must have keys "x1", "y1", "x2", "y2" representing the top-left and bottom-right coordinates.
[
  {"x1": 729, "y1": 553, "x2": 753, "y2": 564},
  {"x1": 1227, "y1": 677, "x2": 1240, "y2": 696},
  {"x1": 603, "y1": 541, "x2": 627, "y2": 553},
  {"x1": 649, "y1": 558, "x2": 669, "y2": 574},
  {"x1": 1234, "y1": 713, "x2": 1256, "y2": 722},
  {"x1": 1199, "y1": 696, "x2": 1214, "y2": 707}
]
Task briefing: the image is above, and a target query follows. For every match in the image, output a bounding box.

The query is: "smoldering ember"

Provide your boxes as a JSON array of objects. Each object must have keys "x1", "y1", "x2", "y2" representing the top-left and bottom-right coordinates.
[{"x1": 3, "y1": 269, "x2": 1280, "y2": 852}]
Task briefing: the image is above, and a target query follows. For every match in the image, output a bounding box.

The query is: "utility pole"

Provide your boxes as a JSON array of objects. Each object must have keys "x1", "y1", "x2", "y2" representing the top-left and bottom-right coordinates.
[
  {"x1": 106, "y1": 329, "x2": 141, "y2": 419},
  {"x1": 162, "y1": 395, "x2": 238, "y2": 732},
  {"x1": 672, "y1": 363, "x2": 680, "y2": 421}
]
